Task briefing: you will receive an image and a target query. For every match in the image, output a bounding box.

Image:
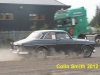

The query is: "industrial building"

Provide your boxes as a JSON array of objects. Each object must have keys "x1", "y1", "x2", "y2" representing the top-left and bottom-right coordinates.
[{"x1": 0, "y1": 0, "x2": 70, "y2": 31}]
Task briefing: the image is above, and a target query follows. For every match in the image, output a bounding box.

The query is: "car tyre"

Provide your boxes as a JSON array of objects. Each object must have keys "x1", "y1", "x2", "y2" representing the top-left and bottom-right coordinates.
[
  {"x1": 35, "y1": 47, "x2": 47, "y2": 59},
  {"x1": 82, "y1": 46, "x2": 92, "y2": 58}
]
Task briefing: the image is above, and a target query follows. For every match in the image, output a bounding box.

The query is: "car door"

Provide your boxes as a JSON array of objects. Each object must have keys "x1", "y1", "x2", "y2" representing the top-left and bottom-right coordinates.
[
  {"x1": 43, "y1": 32, "x2": 57, "y2": 53},
  {"x1": 56, "y1": 32, "x2": 76, "y2": 54}
]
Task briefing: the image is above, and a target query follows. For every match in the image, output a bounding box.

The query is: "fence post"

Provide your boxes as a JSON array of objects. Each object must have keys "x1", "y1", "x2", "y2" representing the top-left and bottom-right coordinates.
[{"x1": 13, "y1": 30, "x2": 15, "y2": 41}]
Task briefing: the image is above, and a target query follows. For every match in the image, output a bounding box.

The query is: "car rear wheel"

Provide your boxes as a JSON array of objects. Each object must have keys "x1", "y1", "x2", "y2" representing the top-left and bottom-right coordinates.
[
  {"x1": 35, "y1": 47, "x2": 47, "y2": 59},
  {"x1": 82, "y1": 46, "x2": 92, "y2": 58}
]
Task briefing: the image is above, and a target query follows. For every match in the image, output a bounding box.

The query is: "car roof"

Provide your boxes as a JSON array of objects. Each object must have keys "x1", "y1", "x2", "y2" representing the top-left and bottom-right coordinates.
[{"x1": 34, "y1": 30, "x2": 66, "y2": 33}]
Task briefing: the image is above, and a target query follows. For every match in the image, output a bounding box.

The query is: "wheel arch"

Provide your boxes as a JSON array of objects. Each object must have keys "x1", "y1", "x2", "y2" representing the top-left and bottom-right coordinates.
[
  {"x1": 81, "y1": 44, "x2": 93, "y2": 52},
  {"x1": 34, "y1": 45, "x2": 48, "y2": 52}
]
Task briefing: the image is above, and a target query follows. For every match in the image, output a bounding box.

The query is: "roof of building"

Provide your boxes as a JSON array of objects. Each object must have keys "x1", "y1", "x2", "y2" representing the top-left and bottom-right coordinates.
[{"x1": 0, "y1": 0, "x2": 70, "y2": 6}]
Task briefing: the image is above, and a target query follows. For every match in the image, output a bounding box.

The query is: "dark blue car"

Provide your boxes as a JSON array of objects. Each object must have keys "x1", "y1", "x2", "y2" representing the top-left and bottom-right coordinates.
[{"x1": 10, "y1": 30, "x2": 95, "y2": 58}]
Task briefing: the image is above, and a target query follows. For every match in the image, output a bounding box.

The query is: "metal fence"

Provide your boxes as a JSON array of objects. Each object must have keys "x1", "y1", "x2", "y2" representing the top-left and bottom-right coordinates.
[{"x1": 0, "y1": 31, "x2": 32, "y2": 46}]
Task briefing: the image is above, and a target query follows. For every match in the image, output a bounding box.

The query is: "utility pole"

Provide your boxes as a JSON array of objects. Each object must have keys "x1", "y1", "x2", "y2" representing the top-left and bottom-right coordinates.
[{"x1": 96, "y1": 6, "x2": 99, "y2": 25}]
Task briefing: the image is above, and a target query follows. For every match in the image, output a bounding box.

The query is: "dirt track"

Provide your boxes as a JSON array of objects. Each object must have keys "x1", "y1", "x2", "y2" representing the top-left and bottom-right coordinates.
[{"x1": 0, "y1": 47, "x2": 100, "y2": 75}]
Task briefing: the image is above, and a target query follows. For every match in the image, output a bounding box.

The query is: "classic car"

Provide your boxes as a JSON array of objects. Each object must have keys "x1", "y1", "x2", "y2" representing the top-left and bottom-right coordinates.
[{"x1": 10, "y1": 30, "x2": 96, "y2": 58}]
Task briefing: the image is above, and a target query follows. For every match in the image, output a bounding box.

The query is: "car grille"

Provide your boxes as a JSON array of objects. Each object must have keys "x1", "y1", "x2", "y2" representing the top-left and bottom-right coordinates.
[{"x1": 14, "y1": 45, "x2": 18, "y2": 48}]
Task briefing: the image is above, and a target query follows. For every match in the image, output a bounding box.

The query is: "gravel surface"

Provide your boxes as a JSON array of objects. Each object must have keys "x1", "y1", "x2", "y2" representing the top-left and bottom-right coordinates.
[{"x1": 0, "y1": 47, "x2": 100, "y2": 75}]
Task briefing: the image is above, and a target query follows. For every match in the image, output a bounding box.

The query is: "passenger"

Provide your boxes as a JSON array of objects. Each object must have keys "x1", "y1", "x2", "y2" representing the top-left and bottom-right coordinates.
[{"x1": 46, "y1": 34, "x2": 51, "y2": 39}]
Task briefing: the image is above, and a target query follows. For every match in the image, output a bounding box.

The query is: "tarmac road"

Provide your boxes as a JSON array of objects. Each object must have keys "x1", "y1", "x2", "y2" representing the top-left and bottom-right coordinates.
[{"x1": 0, "y1": 47, "x2": 100, "y2": 75}]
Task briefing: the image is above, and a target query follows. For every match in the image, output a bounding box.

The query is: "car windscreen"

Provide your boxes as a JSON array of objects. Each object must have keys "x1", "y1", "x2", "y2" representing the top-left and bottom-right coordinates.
[
  {"x1": 56, "y1": 18, "x2": 71, "y2": 28},
  {"x1": 26, "y1": 32, "x2": 42, "y2": 39}
]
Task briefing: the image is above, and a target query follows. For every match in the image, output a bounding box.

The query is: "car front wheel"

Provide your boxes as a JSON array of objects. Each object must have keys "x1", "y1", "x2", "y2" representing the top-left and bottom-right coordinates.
[
  {"x1": 82, "y1": 46, "x2": 92, "y2": 58},
  {"x1": 35, "y1": 47, "x2": 47, "y2": 59}
]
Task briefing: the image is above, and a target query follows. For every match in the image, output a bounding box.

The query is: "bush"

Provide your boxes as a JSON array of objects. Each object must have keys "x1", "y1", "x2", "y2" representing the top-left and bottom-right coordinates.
[
  {"x1": 30, "y1": 22, "x2": 37, "y2": 30},
  {"x1": 39, "y1": 24, "x2": 49, "y2": 30}
]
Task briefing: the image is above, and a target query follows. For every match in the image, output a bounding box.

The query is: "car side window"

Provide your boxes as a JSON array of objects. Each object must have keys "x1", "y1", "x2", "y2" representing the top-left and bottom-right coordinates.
[
  {"x1": 44, "y1": 32, "x2": 56, "y2": 39},
  {"x1": 56, "y1": 32, "x2": 70, "y2": 39}
]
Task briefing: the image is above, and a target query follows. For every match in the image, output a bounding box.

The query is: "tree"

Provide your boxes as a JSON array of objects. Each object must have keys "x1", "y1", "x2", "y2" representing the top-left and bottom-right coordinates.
[
  {"x1": 89, "y1": 5, "x2": 100, "y2": 26},
  {"x1": 88, "y1": 26, "x2": 93, "y2": 34},
  {"x1": 89, "y1": 16, "x2": 96, "y2": 26},
  {"x1": 95, "y1": 24, "x2": 100, "y2": 33},
  {"x1": 96, "y1": 5, "x2": 100, "y2": 25}
]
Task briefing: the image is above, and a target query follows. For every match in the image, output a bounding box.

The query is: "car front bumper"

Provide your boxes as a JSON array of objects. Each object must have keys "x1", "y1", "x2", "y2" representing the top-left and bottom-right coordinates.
[
  {"x1": 93, "y1": 49, "x2": 96, "y2": 53},
  {"x1": 10, "y1": 49, "x2": 29, "y2": 54},
  {"x1": 10, "y1": 45, "x2": 29, "y2": 55}
]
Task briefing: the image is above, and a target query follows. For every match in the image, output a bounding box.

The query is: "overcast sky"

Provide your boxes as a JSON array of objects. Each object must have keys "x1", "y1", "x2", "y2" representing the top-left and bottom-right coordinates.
[{"x1": 57, "y1": 0, "x2": 100, "y2": 22}]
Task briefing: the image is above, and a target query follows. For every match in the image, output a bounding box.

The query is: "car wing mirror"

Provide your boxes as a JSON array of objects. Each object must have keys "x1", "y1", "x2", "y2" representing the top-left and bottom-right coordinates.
[{"x1": 72, "y1": 18, "x2": 75, "y2": 25}]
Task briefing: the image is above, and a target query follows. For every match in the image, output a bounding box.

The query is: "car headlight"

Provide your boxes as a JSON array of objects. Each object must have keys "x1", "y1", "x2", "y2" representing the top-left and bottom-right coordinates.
[{"x1": 13, "y1": 43, "x2": 22, "y2": 46}]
